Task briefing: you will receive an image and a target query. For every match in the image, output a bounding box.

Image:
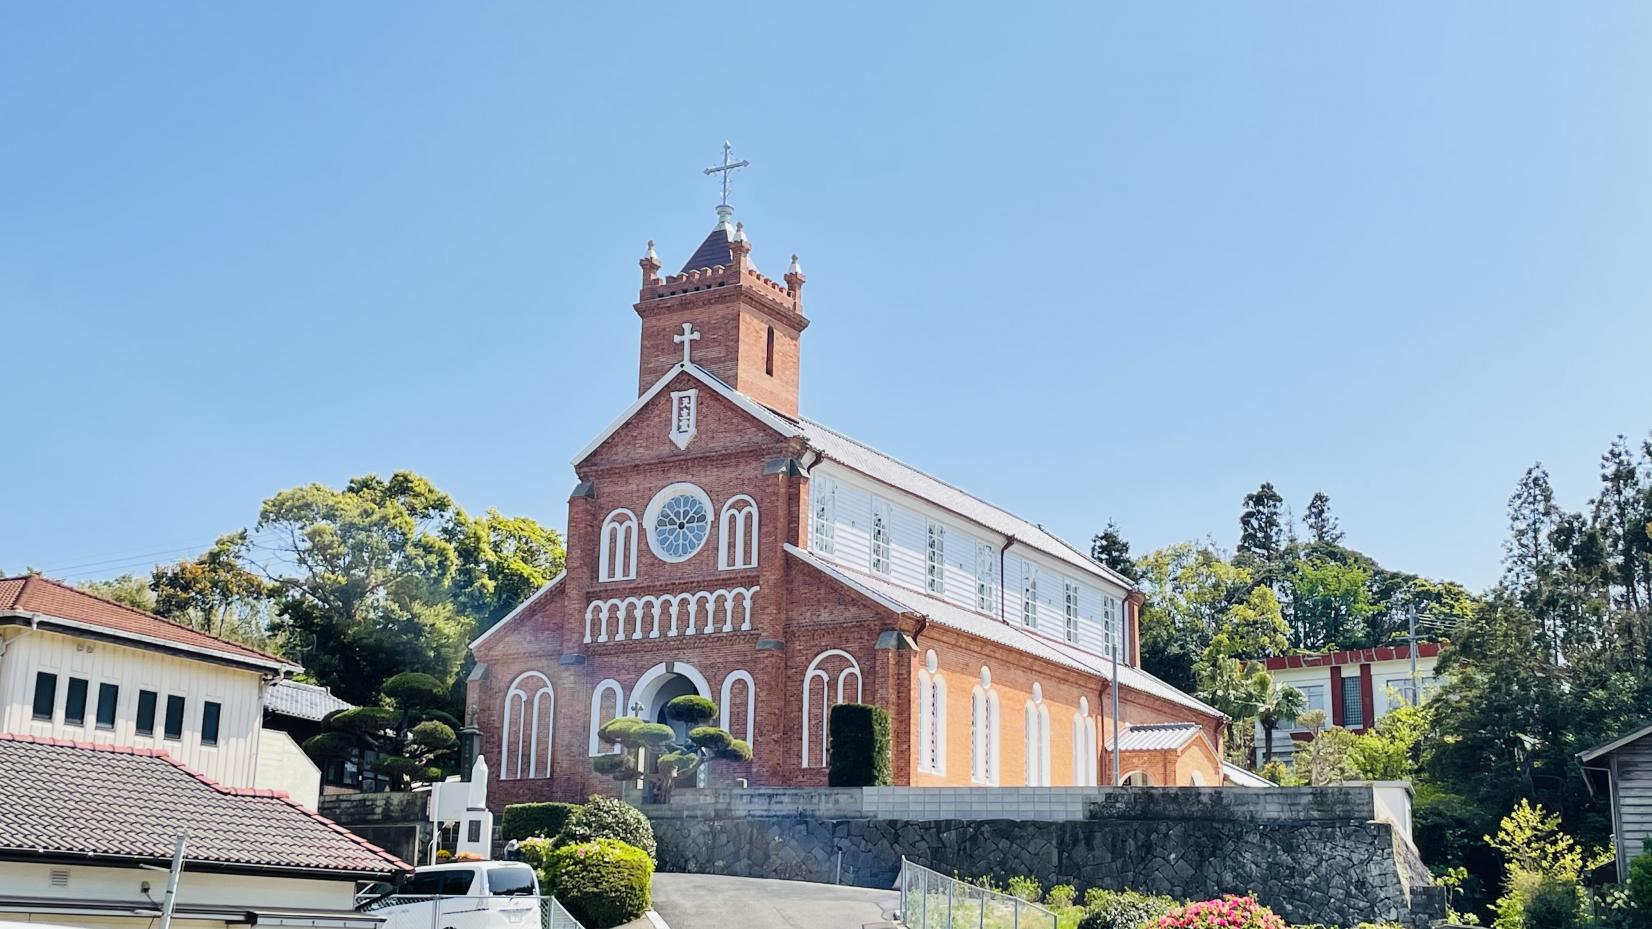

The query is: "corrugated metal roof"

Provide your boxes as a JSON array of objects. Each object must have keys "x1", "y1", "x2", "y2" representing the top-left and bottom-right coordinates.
[
  {"x1": 1107, "y1": 722, "x2": 1204, "y2": 752},
  {"x1": 797, "y1": 419, "x2": 1137, "y2": 592},
  {"x1": 265, "y1": 680, "x2": 354, "y2": 722},
  {"x1": 1222, "y1": 761, "x2": 1276, "y2": 787},
  {"x1": 784, "y1": 545, "x2": 1221, "y2": 721},
  {"x1": 0, "y1": 734, "x2": 406, "y2": 876}
]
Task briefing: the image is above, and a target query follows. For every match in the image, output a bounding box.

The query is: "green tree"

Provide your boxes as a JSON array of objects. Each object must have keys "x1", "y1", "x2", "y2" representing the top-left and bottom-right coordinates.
[
  {"x1": 1090, "y1": 521, "x2": 1140, "y2": 582},
  {"x1": 302, "y1": 670, "x2": 459, "y2": 789},
  {"x1": 1134, "y1": 542, "x2": 1253, "y2": 692},
  {"x1": 1287, "y1": 556, "x2": 1376, "y2": 651},
  {"x1": 150, "y1": 531, "x2": 271, "y2": 642},
  {"x1": 1349, "y1": 698, "x2": 1431, "y2": 780},
  {"x1": 77, "y1": 574, "x2": 157, "y2": 612},
  {"x1": 449, "y1": 509, "x2": 566, "y2": 635},
  {"x1": 1295, "y1": 709, "x2": 1358, "y2": 785},
  {"x1": 592, "y1": 696, "x2": 749, "y2": 803},
  {"x1": 1237, "y1": 482, "x2": 1287, "y2": 567},
  {"x1": 1303, "y1": 491, "x2": 1343, "y2": 545}
]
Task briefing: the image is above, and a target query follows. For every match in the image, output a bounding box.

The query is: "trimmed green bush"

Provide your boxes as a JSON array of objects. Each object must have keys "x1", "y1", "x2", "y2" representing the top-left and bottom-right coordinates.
[
  {"x1": 1629, "y1": 849, "x2": 1652, "y2": 912},
  {"x1": 501, "y1": 802, "x2": 580, "y2": 841},
  {"x1": 1522, "y1": 877, "x2": 1583, "y2": 929},
  {"x1": 1079, "y1": 889, "x2": 1179, "y2": 929},
  {"x1": 633, "y1": 723, "x2": 678, "y2": 748},
  {"x1": 665, "y1": 694, "x2": 717, "y2": 724},
  {"x1": 557, "y1": 795, "x2": 656, "y2": 860},
  {"x1": 827, "y1": 703, "x2": 892, "y2": 786},
  {"x1": 541, "y1": 838, "x2": 653, "y2": 929},
  {"x1": 689, "y1": 726, "x2": 732, "y2": 752}
]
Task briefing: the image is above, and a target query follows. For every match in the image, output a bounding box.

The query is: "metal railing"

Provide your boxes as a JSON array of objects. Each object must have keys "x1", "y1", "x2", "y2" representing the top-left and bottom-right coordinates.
[
  {"x1": 896, "y1": 858, "x2": 1058, "y2": 929},
  {"x1": 357, "y1": 894, "x2": 585, "y2": 929}
]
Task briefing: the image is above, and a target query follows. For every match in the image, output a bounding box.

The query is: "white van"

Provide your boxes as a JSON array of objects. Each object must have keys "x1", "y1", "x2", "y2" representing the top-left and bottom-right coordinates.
[{"x1": 364, "y1": 861, "x2": 542, "y2": 929}]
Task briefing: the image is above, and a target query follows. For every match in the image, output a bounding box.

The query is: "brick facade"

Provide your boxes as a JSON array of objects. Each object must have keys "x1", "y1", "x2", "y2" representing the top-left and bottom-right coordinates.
[{"x1": 469, "y1": 215, "x2": 1222, "y2": 809}]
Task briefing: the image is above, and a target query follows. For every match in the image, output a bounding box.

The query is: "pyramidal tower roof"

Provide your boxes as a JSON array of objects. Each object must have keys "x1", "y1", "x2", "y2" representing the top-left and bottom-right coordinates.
[{"x1": 678, "y1": 205, "x2": 755, "y2": 274}]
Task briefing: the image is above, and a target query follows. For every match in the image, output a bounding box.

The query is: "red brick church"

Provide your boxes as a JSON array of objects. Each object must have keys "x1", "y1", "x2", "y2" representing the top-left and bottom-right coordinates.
[{"x1": 469, "y1": 180, "x2": 1226, "y2": 806}]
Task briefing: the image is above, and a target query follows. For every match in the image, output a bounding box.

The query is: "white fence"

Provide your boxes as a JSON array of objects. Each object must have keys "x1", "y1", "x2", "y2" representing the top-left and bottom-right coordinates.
[{"x1": 897, "y1": 858, "x2": 1058, "y2": 929}]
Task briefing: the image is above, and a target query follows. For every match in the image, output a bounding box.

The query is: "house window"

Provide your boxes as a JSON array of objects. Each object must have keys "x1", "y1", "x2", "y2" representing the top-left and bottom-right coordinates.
[
  {"x1": 64, "y1": 678, "x2": 89, "y2": 726},
  {"x1": 598, "y1": 509, "x2": 638, "y2": 582},
  {"x1": 1341, "y1": 676, "x2": 1364, "y2": 728},
  {"x1": 163, "y1": 695, "x2": 186, "y2": 741},
  {"x1": 718, "y1": 495, "x2": 760, "y2": 570},
  {"x1": 1063, "y1": 582, "x2": 1080, "y2": 643},
  {"x1": 870, "y1": 497, "x2": 893, "y2": 575},
  {"x1": 917, "y1": 651, "x2": 946, "y2": 776},
  {"x1": 1292, "y1": 683, "x2": 1327, "y2": 730},
  {"x1": 1021, "y1": 564, "x2": 1039, "y2": 629},
  {"x1": 812, "y1": 478, "x2": 836, "y2": 555},
  {"x1": 926, "y1": 521, "x2": 946, "y2": 594},
  {"x1": 1102, "y1": 595, "x2": 1121, "y2": 656},
  {"x1": 501, "y1": 672, "x2": 555, "y2": 780},
  {"x1": 95, "y1": 683, "x2": 119, "y2": 730},
  {"x1": 136, "y1": 690, "x2": 158, "y2": 736},
  {"x1": 201, "y1": 701, "x2": 222, "y2": 746},
  {"x1": 31, "y1": 672, "x2": 57, "y2": 721},
  {"x1": 975, "y1": 543, "x2": 997, "y2": 612}
]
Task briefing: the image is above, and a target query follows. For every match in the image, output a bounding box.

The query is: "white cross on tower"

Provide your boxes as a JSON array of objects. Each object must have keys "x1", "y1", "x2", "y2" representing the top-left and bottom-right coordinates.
[{"x1": 674, "y1": 323, "x2": 701, "y2": 365}]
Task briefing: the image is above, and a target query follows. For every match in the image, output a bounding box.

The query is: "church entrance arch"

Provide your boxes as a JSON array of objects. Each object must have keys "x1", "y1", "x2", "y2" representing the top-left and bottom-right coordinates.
[{"x1": 629, "y1": 661, "x2": 712, "y2": 738}]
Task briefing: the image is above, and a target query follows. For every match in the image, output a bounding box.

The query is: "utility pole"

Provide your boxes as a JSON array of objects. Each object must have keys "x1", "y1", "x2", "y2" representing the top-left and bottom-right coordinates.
[
  {"x1": 157, "y1": 831, "x2": 188, "y2": 929},
  {"x1": 1408, "y1": 606, "x2": 1420, "y2": 706}
]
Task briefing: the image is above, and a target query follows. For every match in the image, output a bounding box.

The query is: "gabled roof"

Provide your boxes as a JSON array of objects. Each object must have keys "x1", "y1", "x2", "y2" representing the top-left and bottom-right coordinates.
[
  {"x1": 265, "y1": 679, "x2": 354, "y2": 722},
  {"x1": 469, "y1": 572, "x2": 566, "y2": 650},
  {"x1": 1579, "y1": 721, "x2": 1652, "y2": 764},
  {"x1": 572, "y1": 363, "x2": 800, "y2": 467},
  {"x1": 0, "y1": 575, "x2": 296, "y2": 673},
  {"x1": 785, "y1": 545, "x2": 1222, "y2": 721},
  {"x1": 797, "y1": 419, "x2": 1137, "y2": 591},
  {"x1": 0, "y1": 734, "x2": 407, "y2": 877},
  {"x1": 1108, "y1": 722, "x2": 1204, "y2": 752}
]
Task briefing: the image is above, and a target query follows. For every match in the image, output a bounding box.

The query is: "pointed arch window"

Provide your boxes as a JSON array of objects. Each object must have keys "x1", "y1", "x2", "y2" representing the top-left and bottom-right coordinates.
[
  {"x1": 599, "y1": 509, "x2": 638, "y2": 582},
  {"x1": 718, "y1": 495, "x2": 760, "y2": 571},
  {"x1": 1073, "y1": 697, "x2": 1098, "y2": 786},
  {"x1": 501, "y1": 672, "x2": 554, "y2": 780},
  {"x1": 588, "y1": 679, "x2": 624, "y2": 756}
]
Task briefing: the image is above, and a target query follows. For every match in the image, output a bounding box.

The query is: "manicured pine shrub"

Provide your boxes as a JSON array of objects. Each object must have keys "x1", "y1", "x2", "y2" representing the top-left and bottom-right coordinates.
[
  {"x1": 557, "y1": 795, "x2": 657, "y2": 860},
  {"x1": 827, "y1": 703, "x2": 892, "y2": 787},
  {"x1": 541, "y1": 838, "x2": 653, "y2": 929},
  {"x1": 501, "y1": 801, "x2": 581, "y2": 841}
]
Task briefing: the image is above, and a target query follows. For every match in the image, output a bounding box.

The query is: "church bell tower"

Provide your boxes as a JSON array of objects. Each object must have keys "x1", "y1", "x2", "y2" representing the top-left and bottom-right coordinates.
[{"x1": 634, "y1": 143, "x2": 808, "y2": 418}]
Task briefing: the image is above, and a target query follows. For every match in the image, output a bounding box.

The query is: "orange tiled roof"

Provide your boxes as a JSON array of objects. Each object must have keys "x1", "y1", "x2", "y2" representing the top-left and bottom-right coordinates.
[{"x1": 0, "y1": 574, "x2": 294, "y2": 670}]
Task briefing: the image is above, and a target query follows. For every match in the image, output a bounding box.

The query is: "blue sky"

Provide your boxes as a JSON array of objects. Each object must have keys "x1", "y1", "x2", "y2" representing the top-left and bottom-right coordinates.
[{"x1": 3, "y1": 4, "x2": 1649, "y2": 591}]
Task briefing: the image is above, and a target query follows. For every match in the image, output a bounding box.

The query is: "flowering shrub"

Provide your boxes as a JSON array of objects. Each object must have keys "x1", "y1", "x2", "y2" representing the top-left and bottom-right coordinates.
[
  {"x1": 1155, "y1": 895, "x2": 1286, "y2": 929},
  {"x1": 1079, "y1": 889, "x2": 1178, "y2": 929}
]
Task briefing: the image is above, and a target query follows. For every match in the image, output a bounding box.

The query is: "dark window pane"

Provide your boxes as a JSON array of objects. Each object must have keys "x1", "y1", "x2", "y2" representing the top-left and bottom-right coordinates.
[
  {"x1": 32, "y1": 672, "x2": 57, "y2": 721},
  {"x1": 201, "y1": 701, "x2": 221, "y2": 746},
  {"x1": 136, "y1": 690, "x2": 158, "y2": 736},
  {"x1": 487, "y1": 865, "x2": 537, "y2": 896},
  {"x1": 64, "y1": 678, "x2": 89, "y2": 725},
  {"x1": 163, "y1": 694, "x2": 185, "y2": 740},
  {"x1": 96, "y1": 683, "x2": 119, "y2": 729},
  {"x1": 1341, "y1": 676, "x2": 1364, "y2": 728}
]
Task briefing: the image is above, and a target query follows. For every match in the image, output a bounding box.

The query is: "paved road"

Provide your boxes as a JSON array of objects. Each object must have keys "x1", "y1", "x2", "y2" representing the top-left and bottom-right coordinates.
[{"x1": 651, "y1": 872, "x2": 901, "y2": 929}]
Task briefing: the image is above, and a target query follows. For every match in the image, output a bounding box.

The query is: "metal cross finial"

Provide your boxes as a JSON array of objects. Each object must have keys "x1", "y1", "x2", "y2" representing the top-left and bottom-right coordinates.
[
  {"x1": 703, "y1": 140, "x2": 750, "y2": 210},
  {"x1": 673, "y1": 323, "x2": 701, "y2": 365}
]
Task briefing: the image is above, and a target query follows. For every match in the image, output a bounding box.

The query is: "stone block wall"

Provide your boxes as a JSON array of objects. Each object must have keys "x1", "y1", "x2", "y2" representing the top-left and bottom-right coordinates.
[
  {"x1": 318, "y1": 791, "x2": 432, "y2": 866},
  {"x1": 646, "y1": 787, "x2": 1445, "y2": 928}
]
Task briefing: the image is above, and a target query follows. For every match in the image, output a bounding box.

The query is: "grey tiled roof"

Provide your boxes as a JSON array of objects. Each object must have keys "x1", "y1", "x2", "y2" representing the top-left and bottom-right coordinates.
[
  {"x1": 266, "y1": 679, "x2": 354, "y2": 722},
  {"x1": 0, "y1": 734, "x2": 407, "y2": 876},
  {"x1": 679, "y1": 223, "x2": 735, "y2": 273}
]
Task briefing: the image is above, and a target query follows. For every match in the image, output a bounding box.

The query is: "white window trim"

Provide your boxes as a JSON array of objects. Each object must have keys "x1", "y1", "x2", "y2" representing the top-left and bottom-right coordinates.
[
  {"x1": 598, "y1": 509, "x2": 638, "y2": 582},
  {"x1": 720, "y1": 669, "x2": 756, "y2": 750},
  {"x1": 717, "y1": 495, "x2": 760, "y2": 571},
  {"x1": 644, "y1": 482, "x2": 714, "y2": 564},
  {"x1": 588, "y1": 678, "x2": 624, "y2": 756},
  {"x1": 801, "y1": 649, "x2": 862, "y2": 768},
  {"x1": 926, "y1": 520, "x2": 947, "y2": 594},
  {"x1": 870, "y1": 497, "x2": 893, "y2": 575},
  {"x1": 1021, "y1": 563, "x2": 1039, "y2": 629},
  {"x1": 1063, "y1": 581, "x2": 1080, "y2": 644},
  {"x1": 812, "y1": 478, "x2": 836, "y2": 556},
  {"x1": 501, "y1": 671, "x2": 554, "y2": 780},
  {"x1": 975, "y1": 542, "x2": 997, "y2": 612}
]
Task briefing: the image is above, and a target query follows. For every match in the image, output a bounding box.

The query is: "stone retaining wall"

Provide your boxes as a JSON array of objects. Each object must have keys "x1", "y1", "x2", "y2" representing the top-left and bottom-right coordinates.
[{"x1": 646, "y1": 787, "x2": 1444, "y2": 928}]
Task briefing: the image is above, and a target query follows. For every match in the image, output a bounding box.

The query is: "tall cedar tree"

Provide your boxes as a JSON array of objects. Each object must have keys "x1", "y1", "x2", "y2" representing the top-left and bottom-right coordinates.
[
  {"x1": 1302, "y1": 492, "x2": 1343, "y2": 545},
  {"x1": 1236, "y1": 482, "x2": 1287, "y2": 566},
  {"x1": 1090, "y1": 521, "x2": 1140, "y2": 582}
]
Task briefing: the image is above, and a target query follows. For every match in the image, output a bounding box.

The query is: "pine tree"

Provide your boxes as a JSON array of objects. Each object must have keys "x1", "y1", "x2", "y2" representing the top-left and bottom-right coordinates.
[
  {"x1": 1237, "y1": 482, "x2": 1287, "y2": 566},
  {"x1": 1303, "y1": 491, "x2": 1343, "y2": 545},
  {"x1": 1090, "y1": 521, "x2": 1140, "y2": 582}
]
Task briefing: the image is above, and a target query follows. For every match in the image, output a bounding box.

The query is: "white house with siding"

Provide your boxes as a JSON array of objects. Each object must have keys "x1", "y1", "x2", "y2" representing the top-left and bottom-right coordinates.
[
  {"x1": 0, "y1": 574, "x2": 318, "y2": 802},
  {"x1": 1579, "y1": 722, "x2": 1652, "y2": 881}
]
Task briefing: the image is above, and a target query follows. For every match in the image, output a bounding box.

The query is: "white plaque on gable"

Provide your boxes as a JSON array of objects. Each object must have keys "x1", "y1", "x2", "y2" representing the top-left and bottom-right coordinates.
[{"x1": 670, "y1": 389, "x2": 698, "y2": 449}]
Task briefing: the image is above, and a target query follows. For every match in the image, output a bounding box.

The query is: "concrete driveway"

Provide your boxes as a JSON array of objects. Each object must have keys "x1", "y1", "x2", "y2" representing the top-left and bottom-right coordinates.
[{"x1": 651, "y1": 872, "x2": 900, "y2": 929}]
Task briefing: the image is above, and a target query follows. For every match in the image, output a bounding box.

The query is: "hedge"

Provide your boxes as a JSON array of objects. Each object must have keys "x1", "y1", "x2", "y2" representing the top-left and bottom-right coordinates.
[
  {"x1": 500, "y1": 802, "x2": 580, "y2": 841},
  {"x1": 541, "y1": 838, "x2": 653, "y2": 929},
  {"x1": 827, "y1": 703, "x2": 892, "y2": 786}
]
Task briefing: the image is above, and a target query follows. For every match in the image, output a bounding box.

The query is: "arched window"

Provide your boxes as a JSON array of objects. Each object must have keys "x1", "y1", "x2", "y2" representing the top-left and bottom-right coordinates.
[
  {"x1": 588, "y1": 679, "x2": 624, "y2": 756},
  {"x1": 1072, "y1": 696, "x2": 1098, "y2": 786},
  {"x1": 599, "y1": 509, "x2": 638, "y2": 582},
  {"x1": 801, "y1": 648, "x2": 862, "y2": 768},
  {"x1": 720, "y1": 670, "x2": 756, "y2": 750},
  {"x1": 1024, "y1": 683, "x2": 1051, "y2": 786},
  {"x1": 501, "y1": 672, "x2": 554, "y2": 780},
  {"x1": 916, "y1": 650, "x2": 947, "y2": 775},
  {"x1": 718, "y1": 495, "x2": 759, "y2": 570},
  {"x1": 971, "y1": 665, "x2": 999, "y2": 785}
]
